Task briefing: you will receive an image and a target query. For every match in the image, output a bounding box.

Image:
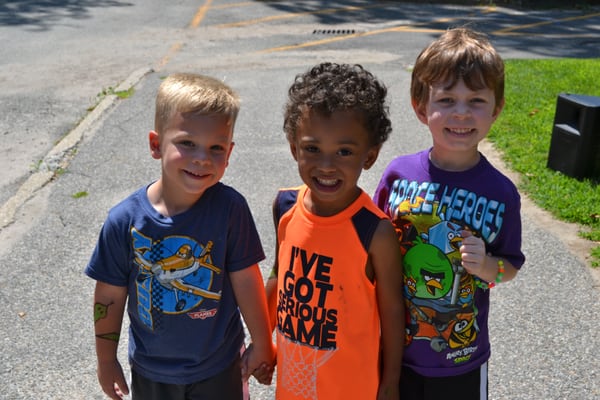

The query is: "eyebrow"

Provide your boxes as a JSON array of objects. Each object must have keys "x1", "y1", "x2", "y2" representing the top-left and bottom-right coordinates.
[{"x1": 300, "y1": 136, "x2": 361, "y2": 145}]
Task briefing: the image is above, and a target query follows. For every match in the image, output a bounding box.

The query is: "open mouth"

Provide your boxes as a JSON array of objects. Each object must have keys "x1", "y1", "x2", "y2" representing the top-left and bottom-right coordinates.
[
  {"x1": 446, "y1": 127, "x2": 474, "y2": 136},
  {"x1": 185, "y1": 169, "x2": 209, "y2": 179},
  {"x1": 314, "y1": 177, "x2": 341, "y2": 190}
]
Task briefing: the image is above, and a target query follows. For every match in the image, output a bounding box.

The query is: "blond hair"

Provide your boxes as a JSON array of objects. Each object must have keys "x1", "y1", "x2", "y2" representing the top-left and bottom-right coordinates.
[
  {"x1": 411, "y1": 27, "x2": 504, "y2": 109},
  {"x1": 154, "y1": 73, "x2": 240, "y2": 134}
]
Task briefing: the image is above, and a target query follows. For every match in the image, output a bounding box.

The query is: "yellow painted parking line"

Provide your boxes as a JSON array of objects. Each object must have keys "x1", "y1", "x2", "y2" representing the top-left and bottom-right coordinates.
[
  {"x1": 217, "y1": 4, "x2": 383, "y2": 28},
  {"x1": 155, "y1": 42, "x2": 183, "y2": 70},
  {"x1": 156, "y1": 0, "x2": 213, "y2": 70},
  {"x1": 493, "y1": 11, "x2": 600, "y2": 35},
  {"x1": 211, "y1": 2, "x2": 254, "y2": 10},
  {"x1": 190, "y1": 0, "x2": 213, "y2": 28}
]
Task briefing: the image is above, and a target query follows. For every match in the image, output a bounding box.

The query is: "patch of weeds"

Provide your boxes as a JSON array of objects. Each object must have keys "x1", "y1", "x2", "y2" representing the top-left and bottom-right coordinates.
[
  {"x1": 31, "y1": 159, "x2": 43, "y2": 172},
  {"x1": 55, "y1": 167, "x2": 67, "y2": 176},
  {"x1": 87, "y1": 85, "x2": 135, "y2": 111},
  {"x1": 72, "y1": 191, "x2": 88, "y2": 199}
]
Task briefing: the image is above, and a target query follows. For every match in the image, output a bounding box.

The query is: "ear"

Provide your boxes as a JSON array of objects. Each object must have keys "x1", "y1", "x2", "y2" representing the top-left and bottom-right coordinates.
[
  {"x1": 149, "y1": 131, "x2": 161, "y2": 159},
  {"x1": 363, "y1": 144, "x2": 381, "y2": 170},
  {"x1": 289, "y1": 141, "x2": 299, "y2": 162},
  {"x1": 411, "y1": 98, "x2": 429, "y2": 126},
  {"x1": 226, "y1": 141, "x2": 235, "y2": 167},
  {"x1": 492, "y1": 98, "x2": 506, "y2": 120}
]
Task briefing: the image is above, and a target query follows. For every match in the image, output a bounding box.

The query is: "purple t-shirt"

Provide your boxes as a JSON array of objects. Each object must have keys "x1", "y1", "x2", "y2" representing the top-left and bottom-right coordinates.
[
  {"x1": 374, "y1": 149, "x2": 525, "y2": 377},
  {"x1": 85, "y1": 182, "x2": 265, "y2": 384}
]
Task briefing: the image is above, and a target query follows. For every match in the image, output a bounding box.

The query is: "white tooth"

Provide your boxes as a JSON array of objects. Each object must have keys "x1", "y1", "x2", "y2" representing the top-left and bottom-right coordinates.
[
  {"x1": 318, "y1": 178, "x2": 337, "y2": 186},
  {"x1": 450, "y1": 128, "x2": 471, "y2": 134}
]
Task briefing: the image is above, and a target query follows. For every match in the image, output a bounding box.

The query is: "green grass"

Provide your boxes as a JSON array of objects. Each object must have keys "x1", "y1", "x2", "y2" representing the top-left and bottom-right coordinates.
[{"x1": 488, "y1": 58, "x2": 600, "y2": 266}]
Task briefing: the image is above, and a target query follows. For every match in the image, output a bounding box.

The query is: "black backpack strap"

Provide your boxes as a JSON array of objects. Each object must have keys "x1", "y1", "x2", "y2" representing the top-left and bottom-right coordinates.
[
  {"x1": 269, "y1": 188, "x2": 299, "y2": 279},
  {"x1": 351, "y1": 207, "x2": 384, "y2": 252},
  {"x1": 273, "y1": 188, "x2": 299, "y2": 229}
]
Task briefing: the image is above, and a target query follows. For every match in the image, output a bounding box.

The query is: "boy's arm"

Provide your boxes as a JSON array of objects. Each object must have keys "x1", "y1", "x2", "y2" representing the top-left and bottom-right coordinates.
[
  {"x1": 93, "y1": 281, "x2": 129, "y2": 400},
  {"x1": 248, "y1": 197, "x2": 282, "y2": 384},
  {"x1": 265, "y1": 244, "x2": 279, "y2": 332},
  {"x1": 230, "y1": 264, "x2": 276, "y2": 380},
  {"x1": 370, "y1": 219, "x2": 404, "y2": 400}
]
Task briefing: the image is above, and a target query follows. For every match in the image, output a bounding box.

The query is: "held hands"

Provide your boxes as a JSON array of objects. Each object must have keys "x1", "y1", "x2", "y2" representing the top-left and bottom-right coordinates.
[
  {"x1": 250, "y1": 362, "x2": 275, "y2": 385},
  {"x1": 240, "y1": 342, "x2": 275, "y2": 385},
  {"x1": 97, "y1": 359, "x2": 129, "y2": 400}
]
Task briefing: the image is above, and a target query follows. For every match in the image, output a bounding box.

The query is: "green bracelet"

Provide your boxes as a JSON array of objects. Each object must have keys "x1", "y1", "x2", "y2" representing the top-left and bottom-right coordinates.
[{"x1": 474, "y1": 259, "x2": 505, "y2": 290}]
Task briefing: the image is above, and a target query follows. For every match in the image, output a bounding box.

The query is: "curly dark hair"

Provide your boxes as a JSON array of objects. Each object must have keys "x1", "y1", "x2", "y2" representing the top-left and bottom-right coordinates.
[{"x1": 283, "y1": 63, "x2": 391, "y2": 147}]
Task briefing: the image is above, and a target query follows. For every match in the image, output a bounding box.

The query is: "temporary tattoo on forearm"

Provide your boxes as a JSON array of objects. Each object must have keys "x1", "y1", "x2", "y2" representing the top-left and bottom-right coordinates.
[
  {"x1": 94, "y1": 302, "x2": 113, "y2": 323},
  {"x1": 96, "y1": 332, "x2": 120, "y2": 342}
]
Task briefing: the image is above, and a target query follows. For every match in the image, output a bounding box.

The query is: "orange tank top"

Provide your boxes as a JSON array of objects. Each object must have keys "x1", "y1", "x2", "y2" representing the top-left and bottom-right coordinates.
[{"x1": 274, "y1": 185, "x2": 387, "y2": 399}]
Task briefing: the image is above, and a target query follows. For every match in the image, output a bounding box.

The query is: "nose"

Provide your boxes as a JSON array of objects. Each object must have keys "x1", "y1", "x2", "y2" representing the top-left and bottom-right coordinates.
[
  {"x1": 193, "y1": 147, "x2": 211, "y2": 164},
  {"x1": 317, "y1": 154, "x2": 336, "y2": 172},
  {"x1": 452, "y1": 102, "x2": 471, "y2": 118}
]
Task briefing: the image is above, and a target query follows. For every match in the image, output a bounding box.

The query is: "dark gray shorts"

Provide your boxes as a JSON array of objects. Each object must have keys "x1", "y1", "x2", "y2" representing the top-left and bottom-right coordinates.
[
  {"x1": 131, "y1": 356, "x2": 244, "y2": 400},
  {"x1": 400, "y1": 361, "x2": 488, "y2": 400}
]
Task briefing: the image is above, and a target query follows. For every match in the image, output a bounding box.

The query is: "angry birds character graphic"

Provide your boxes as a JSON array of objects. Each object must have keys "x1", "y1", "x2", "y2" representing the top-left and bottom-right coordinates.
[
  {"x1": 448, "y1": 318, "x2": 477, "y2": 349},
  {"x1": 403, "y1": 238, "x2": 478, "y2": 353},
  {"x1": 132, "y1": 229, "x2": 222, "y2": 319},
  {"x1": 424, "y1": 220, "x2": 463, "y2": 255},
  {"x1": 403, "y1": 240, "x2": 453, "y2": 300}
]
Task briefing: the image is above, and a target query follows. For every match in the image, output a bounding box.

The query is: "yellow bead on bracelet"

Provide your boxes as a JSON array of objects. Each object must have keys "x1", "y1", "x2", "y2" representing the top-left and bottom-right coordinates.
[{"x1": 474, "y1": 259, "x2": 505, "y2": 290}]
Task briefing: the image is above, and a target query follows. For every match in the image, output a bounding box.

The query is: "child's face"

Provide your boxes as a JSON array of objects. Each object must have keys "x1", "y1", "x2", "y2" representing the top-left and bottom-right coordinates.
[
  {"x1": 289, "y1": 110, "x2": 379, "y2": 217},
  {"x1": 150, "y1": 112, "x2": 234, "y2": 202},
  {"x1": 415, "y1": 78, "x2": 504, "y2": 167}
]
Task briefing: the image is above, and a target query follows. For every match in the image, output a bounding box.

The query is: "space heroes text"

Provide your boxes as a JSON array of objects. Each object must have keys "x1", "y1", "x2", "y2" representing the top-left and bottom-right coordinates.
[{"x1": 388, "y1": 179, "x2": 505, "y2": 243}]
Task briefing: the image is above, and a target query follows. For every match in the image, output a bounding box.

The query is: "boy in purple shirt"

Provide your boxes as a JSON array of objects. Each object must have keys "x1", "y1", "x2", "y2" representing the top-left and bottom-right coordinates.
[{"x1": 374, "y1": 27, "x2": 525, "y2": 400}]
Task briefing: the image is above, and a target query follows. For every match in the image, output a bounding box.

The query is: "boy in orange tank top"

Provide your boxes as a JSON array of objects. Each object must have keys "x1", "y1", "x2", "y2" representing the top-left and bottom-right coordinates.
[{"x1": 256, "y1": 62, "x2": 405, "y2": 399}]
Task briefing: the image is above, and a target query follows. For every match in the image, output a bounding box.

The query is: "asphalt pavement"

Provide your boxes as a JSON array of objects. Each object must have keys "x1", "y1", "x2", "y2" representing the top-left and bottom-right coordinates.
[{"x1": 1, "y1": 2, "x2": 599, "y2": 399}]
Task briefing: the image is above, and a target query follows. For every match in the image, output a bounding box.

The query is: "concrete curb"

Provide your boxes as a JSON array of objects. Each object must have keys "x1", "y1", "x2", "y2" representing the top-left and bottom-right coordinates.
[{"x1": 0, "y1": 67, "x2": 153, "y2": 230}]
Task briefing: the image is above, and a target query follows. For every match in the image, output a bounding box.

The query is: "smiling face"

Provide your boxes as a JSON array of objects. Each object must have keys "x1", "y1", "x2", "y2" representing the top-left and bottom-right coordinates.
[
  {"x1": 289, "y1": 110, "x2": 380, "y2": 217},
  {"x1": 149, "y1": 112, "x2": 234, "y2": 213},
  {"x1": 414, "y1": 78, "x2": 504, "y2": 171}
]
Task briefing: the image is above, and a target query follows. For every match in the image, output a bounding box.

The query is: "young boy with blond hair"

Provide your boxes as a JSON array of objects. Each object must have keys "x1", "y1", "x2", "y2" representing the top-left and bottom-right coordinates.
[{"x1": 86, "y1": 73, "x2": 274, "y2": 400}]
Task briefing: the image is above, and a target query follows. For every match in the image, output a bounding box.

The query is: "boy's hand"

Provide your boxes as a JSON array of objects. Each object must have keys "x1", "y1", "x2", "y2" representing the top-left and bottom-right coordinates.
[
  {"x1": 241, "y1": 343, "x2": 275, "y2": 385},
  {"x1": 377, "y1": 382, "x2": 400, "y2": 400},
  {"x1": 251, "y1": 362, "x2": 274, "y2": 385},
  {"x1": 459, "y1": 230, "x2": 486, "y2": 277},
  {"x1": 97, "y1": 359, "x2": 129, "y2": 399}
]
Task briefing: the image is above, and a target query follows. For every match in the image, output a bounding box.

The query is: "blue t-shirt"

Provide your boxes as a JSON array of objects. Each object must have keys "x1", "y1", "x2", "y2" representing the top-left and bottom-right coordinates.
[
  {"x1": 85, "y1": 182, "x2": 265, "y2": 384},
  {"x1": 374, "y1": 149, "x2": 525, "y2": 378}
]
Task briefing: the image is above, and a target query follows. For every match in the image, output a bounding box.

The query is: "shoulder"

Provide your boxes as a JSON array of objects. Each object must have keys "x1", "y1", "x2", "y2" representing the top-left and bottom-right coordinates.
[
  {"x1": 370, "y1": 218, "x2": 400, "y2": 252},
  {"x1": 378, "y1": 150, "x2": 428, "y2": 186},
  {"x1": 207, "y1": 182, "x2": 251, "y2": 208},
  {"x1": 105, "y1": 186, "x2": 148, "y2": 223},
  {"x1": 383, "y1": 150, "x2": 425, "y2": 171},
  {"x1": 479, "y1": 156, "x2": 521, "y2": 201},
  {"x1": 210, "y1": 182, "x2": 244, "y2": 199}
]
